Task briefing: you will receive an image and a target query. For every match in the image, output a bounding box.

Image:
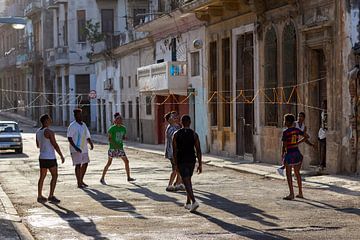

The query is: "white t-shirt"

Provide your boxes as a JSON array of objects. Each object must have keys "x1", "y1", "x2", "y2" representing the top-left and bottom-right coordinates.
[
  {"x1": 295, "y1": 121, "x2": 305, "y2": 132},
  {"x1": 67, "y1": 121, "x2": 91, "y2": 153}
]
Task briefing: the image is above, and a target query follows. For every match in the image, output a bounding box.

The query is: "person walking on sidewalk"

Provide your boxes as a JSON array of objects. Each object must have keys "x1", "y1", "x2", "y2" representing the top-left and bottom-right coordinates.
[
  {"x1": 281, "y1": 114, "x2": 309, "y2": 200},
  {"x1": 67, "y1": 109, "x2": 94, "y2": 188},
  {"x1": 36, "y1": 114, "x2": 65, "y2": 203},
  {"x1": 164, "y1": 111, "x2": 184, "y2": 192},
  {"x1": 318, "y1": 100, "x2": 327, "y2": 171},
  {"x1": 100, "y1": 113, "x2": 135, "y2": 184},
  {"x1": 173, "y1": 115, "x2": 202, "y2": 212}
]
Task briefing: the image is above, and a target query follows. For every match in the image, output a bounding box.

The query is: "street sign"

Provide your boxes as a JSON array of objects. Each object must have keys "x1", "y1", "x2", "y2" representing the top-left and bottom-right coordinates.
[{"x1": 88, "y1": 90, "x2": 97, "y2": 99}]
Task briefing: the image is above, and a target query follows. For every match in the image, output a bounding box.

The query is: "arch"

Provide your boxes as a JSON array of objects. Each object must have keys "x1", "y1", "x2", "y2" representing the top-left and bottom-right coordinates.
[
  {"x1": 264, "y1": 26, "x2": 278, "y2": 126},
  {"x1": 282, "y1": 21, "x2": 297, "y2": 116}
]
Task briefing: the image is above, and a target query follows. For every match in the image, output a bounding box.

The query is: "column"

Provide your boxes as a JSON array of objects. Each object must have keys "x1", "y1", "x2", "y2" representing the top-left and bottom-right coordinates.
[{"x1": 69, "y1": 74, "x2": 76, "y2": 122}]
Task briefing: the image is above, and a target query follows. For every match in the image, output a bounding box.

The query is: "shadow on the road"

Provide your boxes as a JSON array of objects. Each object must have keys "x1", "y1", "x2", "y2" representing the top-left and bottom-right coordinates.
[
  {"x1": 304, "y1": 180, "x2": 360, "y2": 197},
  {"x1": 82, "y1": 187, "x2": 147, "y2": 219},
  {"x1": 194, "y1": 190, "x2": 278, "y2": 227},
  {"x1": 127, "y1": 182, "x2": 184, "y2": 207},
  {"x1": 42, "y1": 203, "x2": 108, "y2": 240},
  {"x1": 293, "y1": 198, "x2": 360, "y2": 216},
  {"x1": 194, "y1": 212, "x2": 289, "y2": 240},
  {"x1": 0, "y1": 152, "x2": 29, "y2": 159}
]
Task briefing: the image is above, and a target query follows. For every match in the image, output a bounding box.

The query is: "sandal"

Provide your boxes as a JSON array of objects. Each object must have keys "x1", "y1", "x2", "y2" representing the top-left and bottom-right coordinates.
[
  {"x1": 283, "y1": 195, "x2": 294, "y2": 200},
  {"x1": 296, "y1": 194, "x2": 304, "y2": 199},
  {"x1": 37, "y1": 196, "x2": 47, "y2": 203}
]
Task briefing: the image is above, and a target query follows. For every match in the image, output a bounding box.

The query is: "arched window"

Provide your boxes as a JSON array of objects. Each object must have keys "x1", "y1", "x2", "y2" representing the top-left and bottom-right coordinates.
[
  {"x1": 264, "y1": 26, "x2": 278, "y2": 126},
  {"x1": 282, "y1": 22, "x2": 297, "y2": 116}
]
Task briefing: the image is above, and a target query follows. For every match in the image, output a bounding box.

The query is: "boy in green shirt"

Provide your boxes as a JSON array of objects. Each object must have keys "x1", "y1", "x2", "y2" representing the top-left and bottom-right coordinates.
[{"x1": 100, "y1": 113, "x2": 135, "y2": 184}]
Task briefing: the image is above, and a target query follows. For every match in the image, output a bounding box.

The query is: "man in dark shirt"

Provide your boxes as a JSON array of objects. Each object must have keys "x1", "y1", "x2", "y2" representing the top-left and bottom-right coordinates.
[{"x1": 172, "y1": 115, "x2": 202, "y2": 212}]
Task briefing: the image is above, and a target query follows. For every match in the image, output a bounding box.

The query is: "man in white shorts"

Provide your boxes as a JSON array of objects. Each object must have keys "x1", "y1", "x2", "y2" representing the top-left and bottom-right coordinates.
[{"x1": 67, "y1": 109, "x2": 94, "y2": 188}]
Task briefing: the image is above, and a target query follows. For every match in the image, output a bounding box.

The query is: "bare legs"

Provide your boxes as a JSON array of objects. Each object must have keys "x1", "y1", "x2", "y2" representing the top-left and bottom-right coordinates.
[
  {"x1": 182, "y1": 177, "x2": 196, "y2": 204},
  {"x1": 75, "y1": 163, "x2": 88, "y2": 188},
  {"x1": 38, "y1": 167, "x2": 58, "y2": 200},
  {"x1": 38, "y1": 168, "x2": 47, "y2": 199},
  {"x1": 100, "y1": 156, "x2": 134, "y2": 182},
  {"x1": 284, "y1": 163, "x2": 303, "y2": 200},
  {"x1": 48, "y1": 167, "x2": 58, "y2": 198},
  {"x1": 100, "y1": 157, "x2": 113, "y2": 182}
]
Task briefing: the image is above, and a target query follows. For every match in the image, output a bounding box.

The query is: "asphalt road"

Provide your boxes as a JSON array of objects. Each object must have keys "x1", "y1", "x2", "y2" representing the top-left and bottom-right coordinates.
[{"x1": 0, "y1": 119, "x2": 360, "y2": 239}]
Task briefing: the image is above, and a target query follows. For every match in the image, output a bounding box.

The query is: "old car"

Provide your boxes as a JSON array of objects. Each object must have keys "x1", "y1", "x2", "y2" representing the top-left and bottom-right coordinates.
[{"x1": 0, "y1": 121, "x2": 23, "y2": 154}]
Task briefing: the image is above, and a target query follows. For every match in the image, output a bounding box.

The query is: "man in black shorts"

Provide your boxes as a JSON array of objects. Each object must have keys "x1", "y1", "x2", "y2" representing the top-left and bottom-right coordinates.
[
  {"x1": 36, "y1": 114, "x2": 65, "y2": 203},
  {"x1": 172, "y1": 115, "x2": 202, "y2": 212}
]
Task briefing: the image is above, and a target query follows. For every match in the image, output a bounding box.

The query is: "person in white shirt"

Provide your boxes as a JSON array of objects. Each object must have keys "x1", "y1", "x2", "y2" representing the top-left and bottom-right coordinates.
[
  {"x1": 318, "y1": 100, "x2": 327, "y2": 170},
  {"x1": 67, "y1": 109, "x2": 94, "y2": 188},
  {"x1": 36, "y1": 114, "x2": 65, "y2": 203}
]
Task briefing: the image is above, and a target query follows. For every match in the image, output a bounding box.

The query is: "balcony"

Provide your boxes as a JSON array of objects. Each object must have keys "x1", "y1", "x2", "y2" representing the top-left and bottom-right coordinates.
[
  {"x1": 24, "y1": 1, "x2": 42, "y2": 17},
  {"x1": 137, "y1": 61, "x2": 188, "y2": 95},
  {"x1": 46, "y1": 0, "x2": 67, "y2": 9},
  {"x1": 54, "y1": 46, "x2": 69, "y2": 65},
  {"x1": 45, "y1": 48, "x2": 55, "y2": 67}
]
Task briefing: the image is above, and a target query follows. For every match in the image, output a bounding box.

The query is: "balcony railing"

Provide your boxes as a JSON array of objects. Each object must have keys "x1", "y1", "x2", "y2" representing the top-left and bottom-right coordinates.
[
  {"x1": 45, "y1": 48, "x2": 55, "y2": 66},
  {"x1": 24, "y1": 1, "x2": 41, "y2": 17},
  {"x1": 54, "y1": 46, "x2": 69, "y2": 65},
  {"x1": 137, "y1": 61, "x2": 188, "y2": 95}
]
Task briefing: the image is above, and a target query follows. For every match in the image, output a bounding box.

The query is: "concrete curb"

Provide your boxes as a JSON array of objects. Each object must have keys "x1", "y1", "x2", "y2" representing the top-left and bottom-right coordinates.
[{"x1": 0, "y1": 184, "x2": 34, "y2": 240}]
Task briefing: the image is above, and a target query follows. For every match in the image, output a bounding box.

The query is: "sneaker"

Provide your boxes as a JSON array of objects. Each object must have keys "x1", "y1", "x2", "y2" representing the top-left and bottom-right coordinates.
[
  {"x1": 184, "y1": 203, "x2": 191, "y2": 210},
  {"x1": 166, "y1": 185, "x2": 175, "y2": 192},
  {"x1": 174, "y1": 184, "x2": 185, "y2": 191},
  {"x1": 190, "y1": 202, "x2": 199, "y2": 213},
  {"x1": 127, "y1": 177, "x2": 136, "y2": 182},
  {"x1": 100, "y1": 179, "x2": 107, "y2": 185},
  {"x1": 48, "y1": 196, "x2": 61, "y2": 204},
  {"x1": 276, "y1": 167, "x2": 285, "y2": 177}
]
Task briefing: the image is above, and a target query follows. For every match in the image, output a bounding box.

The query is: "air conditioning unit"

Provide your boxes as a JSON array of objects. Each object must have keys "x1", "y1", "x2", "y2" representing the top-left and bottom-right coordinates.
[{"x1": 104, "y1": 78, "x2": 113, "y2": 90}]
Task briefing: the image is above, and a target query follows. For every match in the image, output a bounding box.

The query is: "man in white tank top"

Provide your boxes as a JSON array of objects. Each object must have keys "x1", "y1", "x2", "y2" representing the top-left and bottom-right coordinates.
[{"x1": 36, "y1": 114, "x2": 65, "y2": 203}]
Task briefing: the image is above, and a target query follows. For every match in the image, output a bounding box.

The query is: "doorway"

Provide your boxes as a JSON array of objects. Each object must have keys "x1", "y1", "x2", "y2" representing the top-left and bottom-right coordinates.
[
  {"x1": 236, "y1": 33, "x2": 254, "y2": 157},
  {"x1": 309, "y1": 49, "x2": 327, "y2": 165}
]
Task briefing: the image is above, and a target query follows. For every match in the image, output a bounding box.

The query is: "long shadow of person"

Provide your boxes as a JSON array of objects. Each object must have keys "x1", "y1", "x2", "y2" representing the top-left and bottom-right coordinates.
[
  {"x1": 194, "y1": 189, "x2": 279, "y2": 227},
  {"x1": 127, "y1": 182, "x2": 184, "y2": 207},
  {"x1": 82, "y1": 187, "x2": 147, "y2": 220},
  {"x1": 304, "y1": 180, "x2": 360, "y2": 197},
  {"x1": 292, "y1": 197, "x2": 360, "y2": 217},
  {"x1": 42, "y1": 203, "x2": 108, "y2": 240},
  {"x1": 194, "y1": 211, "x2": 289, "y2": 240}
]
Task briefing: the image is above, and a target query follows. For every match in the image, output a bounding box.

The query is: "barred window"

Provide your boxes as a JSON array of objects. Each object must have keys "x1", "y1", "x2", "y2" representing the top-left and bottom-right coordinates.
[
  {"x1": 264, "y1": 27, "x2": 278, "y2": 126},
  {"x1": 282, "y1": 22, "x2": 297, "y2": 116},
  {"x1": 209, "y1": 41, "x2": 218, "y2": 126}
]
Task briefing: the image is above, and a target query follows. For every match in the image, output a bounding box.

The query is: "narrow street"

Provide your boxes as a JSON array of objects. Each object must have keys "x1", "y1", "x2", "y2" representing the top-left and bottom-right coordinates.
[{"x1": 0, "y1": 120, "x2": 359, "y2": 240}]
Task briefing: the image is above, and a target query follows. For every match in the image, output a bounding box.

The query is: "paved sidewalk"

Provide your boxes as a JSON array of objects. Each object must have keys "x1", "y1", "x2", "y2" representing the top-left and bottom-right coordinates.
[{"x1": 2, "y1": 111, "x2": 360, "y2": 196}]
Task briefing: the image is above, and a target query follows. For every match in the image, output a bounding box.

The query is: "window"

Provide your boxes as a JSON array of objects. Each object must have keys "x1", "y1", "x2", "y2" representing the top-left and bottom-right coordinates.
[
  {"x1": 264, "y1": 27, "x2": 278, "y2": 126},
  {"x1": 77, "y1": 10, "x2": 86, "y2": 42},
  {"x1": 101, "y1": 9, "x2": 114, "y2": 34},
  {"x1": 128, "y1": 76, "x2": 131, "y2": 88},
  {"x1": 120, "y1": 76, "x2": 124, "y2": 89},
  {"x1": 133, "y1": 9, "x2": 146, "y2": 27},
  {"x1": 209, "y1": 41, "x2": 218, "y2": 126},
  {"x1": 146, "y1": 96, "x2": 152, "y2": 115},
  {"x1": 128, "y1": 101, "x2": 133, "y2": 119},
  {"x1": 191, "y1": 52, "x2": 200, "y2": 76},
  {"x1": 282, "y1": 22, "x2": 297, "y2": 116},
  {"x1": 171, "y1": 38, "x2": 177, "y2": 61},
  {"x1": 135, "y1": 74, "x2": 138, "y2": 87},
  {"x1": 121, "y1": 102, "x2": 126, "y2": 118},
  {"x1": 222, "y1": 38, "x2": 231, "y2": 127}
]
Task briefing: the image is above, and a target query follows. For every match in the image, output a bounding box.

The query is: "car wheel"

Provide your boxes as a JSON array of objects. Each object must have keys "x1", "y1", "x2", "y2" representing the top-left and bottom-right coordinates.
[{"x1": 15, "y1": 148, "x2": 23, "y2": 154}]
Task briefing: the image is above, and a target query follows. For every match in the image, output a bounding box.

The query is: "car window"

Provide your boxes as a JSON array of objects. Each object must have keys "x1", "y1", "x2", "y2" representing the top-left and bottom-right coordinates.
[{"x1": 0, "y1": 123, "x2": 19, "y2": 133}]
